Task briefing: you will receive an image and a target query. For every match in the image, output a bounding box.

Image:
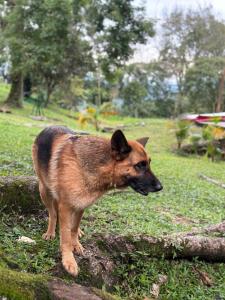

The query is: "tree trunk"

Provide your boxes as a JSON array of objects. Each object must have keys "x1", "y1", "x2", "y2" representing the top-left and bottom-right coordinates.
[
  {"x1": 215, "y1": 67, "x2": 225, "y2": 112},
  {"x1": 43, "y1": 79, "x2": 55, "y2": 107},
  {"x1": 4, "y1": 71, "x2": 23, "y2": 108},
  {"x1": 96, "y1": 66, "x2": 101, "y2": 108},
  {"x1": 44, "y1": 85, "x2": 52, "y2": 107},
  {"x1": 134, "y1": 107, "x2": 138, "y2": 118}
]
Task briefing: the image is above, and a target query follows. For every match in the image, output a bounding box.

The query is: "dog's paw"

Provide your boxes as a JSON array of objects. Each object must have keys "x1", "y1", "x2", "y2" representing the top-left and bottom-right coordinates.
[
  {"x1": 62, "y1": 256, "x2": 79, "y2": 277},
  {"x1": 73, "y1": 241, "x2": 84, "y2": 256},
  {"x1": 42, "y1": 232, "x2": 55, "y2": 240},
  {"x1": 78, "y1": 228, "x2": 84, "y2": 238}
]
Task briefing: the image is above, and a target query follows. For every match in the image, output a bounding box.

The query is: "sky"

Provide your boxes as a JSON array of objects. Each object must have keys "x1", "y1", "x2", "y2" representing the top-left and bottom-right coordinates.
[
  {"x1": 131, "y1": 0, "x2": 225, "y2": 62},
  {"x1": 144, "y1": 0, "x2": 225, "y2": 19}
]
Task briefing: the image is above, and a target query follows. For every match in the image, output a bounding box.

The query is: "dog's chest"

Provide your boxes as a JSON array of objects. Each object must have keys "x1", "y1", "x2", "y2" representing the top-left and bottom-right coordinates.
[{"x1": 70, "y1": 189, "x2": 105, "y2": 210}]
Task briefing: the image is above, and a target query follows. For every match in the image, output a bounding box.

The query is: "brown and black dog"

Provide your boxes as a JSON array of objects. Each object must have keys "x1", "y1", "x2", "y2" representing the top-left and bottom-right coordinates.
[{"x1": 32, "y1": 126, "x2": 162, "y2": 276}]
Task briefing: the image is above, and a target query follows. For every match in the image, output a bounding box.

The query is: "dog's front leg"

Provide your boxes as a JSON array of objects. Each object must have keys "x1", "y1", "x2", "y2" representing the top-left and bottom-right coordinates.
[
  {"x1": 58, "y1": 202, "x2": 78, "y2": 276},
  {"x1": 71, "y1": 210, "x2": 84, "y2": 255}
]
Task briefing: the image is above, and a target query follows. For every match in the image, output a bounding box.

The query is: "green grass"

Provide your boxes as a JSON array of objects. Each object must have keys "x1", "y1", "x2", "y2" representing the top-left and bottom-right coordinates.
[
  {"x1": 1, "y1": 82, "x2": 225, "y2": 299},
  {"x1": 0, "y1": 80, "x2": 10, "y2": 103}
]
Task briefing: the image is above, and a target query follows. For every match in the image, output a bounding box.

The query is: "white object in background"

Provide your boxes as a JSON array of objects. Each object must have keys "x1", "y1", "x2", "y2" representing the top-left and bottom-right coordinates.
[{"x1": 17, "y1": 236, "x2": 36, "y2": 245}]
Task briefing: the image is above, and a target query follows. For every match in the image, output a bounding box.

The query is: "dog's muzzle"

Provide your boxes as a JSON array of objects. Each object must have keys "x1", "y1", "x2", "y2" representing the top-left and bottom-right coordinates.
[{"x1": 126, "y1": 172, "x2": 163, "y2": 196}]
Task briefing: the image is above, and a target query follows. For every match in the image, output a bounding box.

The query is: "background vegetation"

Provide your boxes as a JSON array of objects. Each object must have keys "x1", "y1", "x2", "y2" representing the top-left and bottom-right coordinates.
[{"x1": 0, "y1": 2, "x2": 225, "y2": 117}]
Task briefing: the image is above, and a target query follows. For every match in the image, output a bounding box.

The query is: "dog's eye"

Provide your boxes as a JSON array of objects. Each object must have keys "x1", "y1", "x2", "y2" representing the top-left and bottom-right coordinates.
[{"x1": 134, "y1": 160, "x2": 148, "y2": 171}]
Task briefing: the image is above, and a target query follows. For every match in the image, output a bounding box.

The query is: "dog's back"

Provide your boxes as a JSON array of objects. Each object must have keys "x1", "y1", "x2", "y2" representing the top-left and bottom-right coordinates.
[
  {"x1": 34, "y1": 126, "x2": 74, "y2": 167},
  {"x1": 32, "y1": 126, "x2": 85, "y2": 189}
]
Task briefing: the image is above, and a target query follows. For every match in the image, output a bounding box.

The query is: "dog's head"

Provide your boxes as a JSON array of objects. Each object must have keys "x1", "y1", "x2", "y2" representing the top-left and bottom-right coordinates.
[{"x1": 111, "y1": 130, "x2": 163, "y2": 196}]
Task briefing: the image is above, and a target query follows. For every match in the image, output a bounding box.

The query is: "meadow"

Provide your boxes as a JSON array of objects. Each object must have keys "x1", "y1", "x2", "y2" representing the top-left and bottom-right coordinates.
[{"x1": 0, "y1": 85, "x2": 225, "y2": 299}]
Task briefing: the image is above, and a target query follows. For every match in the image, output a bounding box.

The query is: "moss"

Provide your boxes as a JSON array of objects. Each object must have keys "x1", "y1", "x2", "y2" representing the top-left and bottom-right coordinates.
[
  {"x1": 0, "y1": 176, "x2": 42, "y2": 213},
  {"x1": 0, "y1": 249, "x2": 20, "y2": 270},
  {"x1": 0, "y1": 267, "x2": 51, "y2": 300},
  {"x1": 92, "y1": 288, "x2": 122, "y2": 300}
]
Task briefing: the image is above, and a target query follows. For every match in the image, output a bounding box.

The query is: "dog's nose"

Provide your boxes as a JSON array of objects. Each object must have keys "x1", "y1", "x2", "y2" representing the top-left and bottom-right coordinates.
[{"x1": 155, "y1": 183, "x2": 163, "y2": 192}]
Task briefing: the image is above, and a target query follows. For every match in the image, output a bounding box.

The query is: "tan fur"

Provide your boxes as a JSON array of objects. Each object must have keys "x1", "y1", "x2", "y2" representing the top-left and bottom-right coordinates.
[{"x1": 32, "y1": 132, "x2": 150, "y2": 276}]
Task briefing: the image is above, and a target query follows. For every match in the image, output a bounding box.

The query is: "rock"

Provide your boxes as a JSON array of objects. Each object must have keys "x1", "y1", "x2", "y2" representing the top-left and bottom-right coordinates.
[{"x1": 17, "y1": 236, "x2": 36, "y2": 244}]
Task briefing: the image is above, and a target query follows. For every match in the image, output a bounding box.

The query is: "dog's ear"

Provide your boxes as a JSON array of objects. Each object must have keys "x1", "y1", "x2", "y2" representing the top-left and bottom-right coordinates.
[
  {"x1": 136, "y1": 137, "x2": 149, "y2": 148},
  {"x1": 111, "y1": 130, "x2": 131, "y2": 159}
]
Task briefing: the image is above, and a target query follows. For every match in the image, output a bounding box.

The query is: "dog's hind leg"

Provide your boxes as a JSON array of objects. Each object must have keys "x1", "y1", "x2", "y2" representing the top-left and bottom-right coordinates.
[
  {"x1": 71, "y1": 210, "x2": 84, "y2": 255},
  {"x1": 58, "y1": 203, "x2": 78, "y2": 277},
  {"x1": 39, "y1": 182, "x2": 57, "y2": 240}
]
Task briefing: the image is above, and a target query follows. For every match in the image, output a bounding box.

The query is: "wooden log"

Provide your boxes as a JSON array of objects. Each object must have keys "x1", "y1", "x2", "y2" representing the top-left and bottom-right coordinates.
[
  {"x1": 97, "y1": 234, "x2": 225, "y2": 262},
  {"x1": 0, "y1": 176, "x2": 41, "y2": 213},
  {"x1": 199, "y1": 174, "x2": 225, "y2": 189}
]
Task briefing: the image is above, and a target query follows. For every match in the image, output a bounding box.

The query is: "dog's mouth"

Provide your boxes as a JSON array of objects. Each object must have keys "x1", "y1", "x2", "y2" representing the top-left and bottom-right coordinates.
[
  {"x1": 129, "y1": 185, "x2": 149, "y2": 196},
  {"x1": 136, "y1": 189, "x2": 149, "y2": 196},
  {"x1": 127, "y1": 175, "x2": 163, "y2": 196}
]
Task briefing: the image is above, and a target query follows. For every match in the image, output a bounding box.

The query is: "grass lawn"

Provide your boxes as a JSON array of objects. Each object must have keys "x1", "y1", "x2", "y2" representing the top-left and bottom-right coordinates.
[{"x1": 0, "y1": 82, "x2": 225, "y2": 299}]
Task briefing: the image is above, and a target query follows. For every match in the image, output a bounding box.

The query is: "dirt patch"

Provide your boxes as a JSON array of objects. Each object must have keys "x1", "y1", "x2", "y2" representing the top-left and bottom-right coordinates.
[{"x1": 172, "y1": 214, "x2": 198, "y2": 225}]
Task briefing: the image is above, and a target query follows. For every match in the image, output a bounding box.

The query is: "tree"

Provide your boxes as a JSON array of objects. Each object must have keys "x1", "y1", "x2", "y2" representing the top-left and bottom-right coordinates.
[
  {"x1": 24, "y1": 0, "x2": 92, "y2": 106},
  {"x1": 77, "y1": 0, "x2": 155, "y2": 107},
  {"x1": 215, "y1": 67, "x2": 225, "y2": 112},
  {"x1": 121, "y1": 80, "x2": 148, "y2": 118},
  {"x1": 159, "y1": 7, "x2": 225, "y2": 114},
  {"x1": 184, "y1": 57, "x2": 225, "y2": 112},
  {"x1": 2, "y1": 0, "x2": 26, "y2": 107},
  {"x1": 2, "y1": 0, "x2": 155, "y2": 108},
  {"x1": 120, "y1": 63, "x2": 175, "y2": 118},
  {"x1": 1, "y1": 0, "x2": 92, "y2": 107},
  {"x1": 145, "y1": 62, "x2": 176, "y2": 117}
]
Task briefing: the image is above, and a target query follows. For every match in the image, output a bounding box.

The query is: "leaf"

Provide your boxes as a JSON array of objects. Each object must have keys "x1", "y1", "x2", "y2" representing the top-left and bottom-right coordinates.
[{"x1": 193, "y1": 267, "x2": 214, "y2": 287}]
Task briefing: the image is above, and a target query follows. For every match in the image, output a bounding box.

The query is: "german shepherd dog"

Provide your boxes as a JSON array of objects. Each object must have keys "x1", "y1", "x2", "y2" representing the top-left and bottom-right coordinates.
[{"x1": 32, "y1": 126, "x2": 162, "y2": 276}]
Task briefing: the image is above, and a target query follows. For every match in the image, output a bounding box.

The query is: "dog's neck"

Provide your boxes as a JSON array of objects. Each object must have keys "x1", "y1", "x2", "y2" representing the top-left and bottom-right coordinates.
[{"x1": 72, "y1": 136, "x2": 116, "y2": 191}]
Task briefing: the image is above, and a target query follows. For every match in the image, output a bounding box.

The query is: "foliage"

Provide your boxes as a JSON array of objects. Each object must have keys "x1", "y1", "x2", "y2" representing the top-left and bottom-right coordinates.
[
  {"x1": 118, "y1": 63, "x2": 176, "y2": 118},
  {"x1": 121, "y1": 80, "x2": 148, "y2": 118},
  {"x1": 145, "y1": 62, "x2": 176, "y2": 117},
  {"x1": 78, "y1": 102, "x2": 116, "y2": 131},
  {"x1": 184, "y1": 57, "x2": 225, "y2": 113},
  {"x1": 78, "y1": 106, "x2": 100, "y2": 131},
  {"x1": 0, "y1": 0, "x2": 155, "y2": 107},
  {"x1": 174, "y1": 120, "x2": 190, "y2": 149},
  {"x1": 190, "y1": 133, "x2": 202, "y2": 154},
  {"x1": 202, "y1": 126, "x2": 225, "y2": 161},
  {"x1": 83, "y1": 0, "x2": 155, "y2": 73},
  {"x1": 159, "y1": 6, "x2": 225, "y2": 114}
]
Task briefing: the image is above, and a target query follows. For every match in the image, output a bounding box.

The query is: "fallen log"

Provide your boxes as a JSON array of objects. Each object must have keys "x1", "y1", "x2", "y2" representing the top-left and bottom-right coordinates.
[
  {"x1": 199, "y1": 174, "x2": 225, "y2": 189},
  {"x1": 0, "y1": 176, "x2": 132, "y2": 212},
  {"x1": 92, "y1": 234, "x2": 225, "y2": 262},
  {"x1": 0, "y1": 176, "x2": 41, "y2": 212}
]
